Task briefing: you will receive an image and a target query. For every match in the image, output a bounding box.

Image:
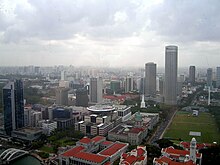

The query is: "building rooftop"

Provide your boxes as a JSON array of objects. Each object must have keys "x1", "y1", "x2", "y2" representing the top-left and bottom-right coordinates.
[
  {"x1": 154, "y1": 156, "x2": 196, "y2": 165},
  {"x1": 79, "y1": 137, "x2": 92, "y2": 144},
  {"x1": 109, "y1": 124, "x2": 145, "y2": 135},
  {"x1": 75, "y1": 152, "x2": 108, "y2": 163},
  {"x1": 180, "y1": 142, "x2": 206, "y2": 150},
  {"x1": 92, "y1": 136, "x2": 105, "y2": 143},
  {"x1": 87, "y1": 104, "x2": 115, "y2": 112},
  {"x1": 14, "y1": 127, "x2": 42, "y2": 133},
  {"x1": 121, "y1": 146, "x2": 147, "y2": 165},
  {"x1": 101, "y1": 141, "x2": 114, "y2": 146},
  {"x1": 62, "y1": 146, "x2": 85, "y2": 157},
  {"x1": 162, "y1": 146, "x2": 201, "y2": 158},
  {"x1": 99, "y1": 142, "x2": 127, "y2": 156}
]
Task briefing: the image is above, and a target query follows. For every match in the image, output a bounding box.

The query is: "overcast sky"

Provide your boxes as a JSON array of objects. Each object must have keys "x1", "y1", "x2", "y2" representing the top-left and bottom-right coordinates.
[{"x1": 0, "y1": 0, "x2": 220, "y2": 68}]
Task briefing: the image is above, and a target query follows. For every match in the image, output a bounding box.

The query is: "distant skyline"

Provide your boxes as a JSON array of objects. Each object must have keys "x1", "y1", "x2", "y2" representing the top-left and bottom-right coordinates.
[{"x1": 0, "y1": 0, "x2": 220, "y2": 67}]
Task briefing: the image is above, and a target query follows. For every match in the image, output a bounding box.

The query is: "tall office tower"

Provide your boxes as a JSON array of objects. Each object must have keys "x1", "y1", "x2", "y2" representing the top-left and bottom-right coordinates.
[
  {"x1": 125, "y1": 76, "x2": 134, "y2": 93},
  {"x1": 189, "y1": 66, "x2": 196, "y2": 85},
  {"x1": 110, "y1": 80, "x2": 120, "y2": 94},
  {"x1": 207, "y1": 68, "x2": 213, "y2": 88},
  {"x1": 56, "y1": 87, "x2": 69, "y2": 106},
  {"x1": 3, "y1": 80, "x2": 24, "y2": 136},
  {"x1": 61, "y1": 71, "x2": 66, "y2": 81},
  {"x1": 89, "y1": 77, "x2": 103, "y2": 103},
  {"x1": 216, "y1": 67, "x2": 220, "y2": 88},
  {"x1": 76, "y1": 88, "x2": 89, "y2": 107},
  {"x1": 164, "y1": 45, "x2": 178, "y2": 105},
  {"x1": 145, "y1": 62, "x2": 156, "y2": 96},
  {"x1": 159, "y1": 78, "x2": 164, "y2": 95},
  {"x1": 137, "y1": 78, "x2": 144, "y2": 94}
]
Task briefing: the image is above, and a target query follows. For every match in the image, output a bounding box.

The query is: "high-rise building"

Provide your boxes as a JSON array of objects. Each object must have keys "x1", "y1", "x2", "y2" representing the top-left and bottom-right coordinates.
[
  {"x1": 89, "y1": 77, "x2": 103, "y2": 103},
  {"x1": 216, "y1": 67, "x2": 220, "y2": 88},
  {"x1": 110, "y1": 81, "x2": 120, "y2": 94},
  {"x1": 164, "y1": 45, "x2": 178, "y2": 105},
  {"x1": 145, "y1": 62, "x2": 156, "y2": 96},
  {"x1": 3, "y1": 80, "x2": 24, "y2": 136},
  {"x1": 76, "y1": 88, "x2": 89, "y2": 107},
  {"x1": 125, "y1": 76, "x2": 134, "y2": 93},
  {"x1": 189, "y1": 66, "x2": 196, "y2": 85},
  {"x1": 61, "y1": 71, "x2": 67, "y2": 81},
  {"x1": 207, "y1": 68, "x2": 213, "y2": 88},
  {"x1": 56, "y1": 87, "x2": 69, "y2": 106}
]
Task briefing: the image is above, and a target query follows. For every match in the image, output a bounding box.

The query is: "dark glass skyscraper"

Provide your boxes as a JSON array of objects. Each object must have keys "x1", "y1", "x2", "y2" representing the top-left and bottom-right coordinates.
[
  {"x1": 3, "y1": 80, "x2": 24, "y2": 136},
  {"x1": 189, "y1": 66, "x2": 196, "y2": 85},
  {"x1": 145, "y1": 62, "x2": 156, "y2": 96}
]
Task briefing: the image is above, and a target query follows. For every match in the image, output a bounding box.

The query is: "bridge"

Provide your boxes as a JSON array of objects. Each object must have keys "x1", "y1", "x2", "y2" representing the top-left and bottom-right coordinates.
[{"x1": 0, "y1": 148, "x2": 28, "y2": 163}]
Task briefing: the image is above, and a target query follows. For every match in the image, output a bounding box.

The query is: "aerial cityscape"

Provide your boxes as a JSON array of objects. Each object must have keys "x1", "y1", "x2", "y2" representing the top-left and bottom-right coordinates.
[{"x1": 0, "y1": 0, "x2": 220, "y2": 165}]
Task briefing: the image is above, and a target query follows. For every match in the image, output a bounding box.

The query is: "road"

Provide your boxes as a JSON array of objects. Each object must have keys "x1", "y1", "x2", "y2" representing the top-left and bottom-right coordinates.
[{"x1": 148, "y1": 107, "x2": 178, "y2": 144}]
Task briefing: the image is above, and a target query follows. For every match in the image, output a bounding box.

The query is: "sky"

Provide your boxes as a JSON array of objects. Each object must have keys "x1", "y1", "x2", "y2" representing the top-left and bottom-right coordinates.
[{"x1": 0, "y1": 0, "x2": 220, "y2": 68}]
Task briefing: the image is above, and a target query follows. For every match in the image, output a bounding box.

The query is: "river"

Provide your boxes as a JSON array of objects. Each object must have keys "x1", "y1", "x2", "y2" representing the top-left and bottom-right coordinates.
[
  {"x1": 10, "y1": 155, "x2": 42, "y2": 165},
  {"x1": 0, "y1": 149, "x2": 42, "y2": 165}
]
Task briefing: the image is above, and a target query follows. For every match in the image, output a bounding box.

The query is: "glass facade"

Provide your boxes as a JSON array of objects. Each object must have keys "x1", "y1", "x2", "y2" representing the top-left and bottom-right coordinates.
[{"x1": 3, "y1": 80, "x2": 24, "y2": 136}]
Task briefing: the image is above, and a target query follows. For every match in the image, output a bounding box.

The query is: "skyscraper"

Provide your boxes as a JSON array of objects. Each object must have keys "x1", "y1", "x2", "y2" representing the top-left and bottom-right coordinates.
[
  {"x1": 207, "y1": 68, "x2": 213, "y2": 88},
  {"x1": 89, "y1": 77, "x2": 103, "y2": 103},
  {"x1": 145, "y1": 62, "x2": 156, "y2": 96},
  {"x1": 56, "y1": 87, "x2": 69, "y2": 106},
  {"x1": 125, "y1": 76, "x2": 134, "y2": 93},
  {"x1": 216, "y1": 67, "x2": 220, "y2": 88},
  {"x1": 189, "y1": 66, "x2": 196, "y2": 85},
  {"x1": 164, "y1": 45, "x2": 178, "y2": 105},
  {"x1": 3, "y1": 80, "x2": 24, "y2": 136},
  {"x1": 76, "y1": 88, "x2": 89, "y2": 107}
]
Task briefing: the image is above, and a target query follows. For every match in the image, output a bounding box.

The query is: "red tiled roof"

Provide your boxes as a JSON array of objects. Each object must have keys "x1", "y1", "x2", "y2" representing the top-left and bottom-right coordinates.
[
  {"x1": 154, "y1": 156, "x2": 173, "y2": 164},
  {"x1": 104, "y1": 162, "x2": 111, "y2": 165},
  {"x1": 129, "y1": 127, "x2": 144, "y2": 134},
  {"x1": 170, "y1": 160, "x2": 195, "y2": 165},
  {"x1": 79, "y1": 137, "x2": 92, "y2": 144},
  {"x1": 122, "y1": 155, "x2": 137, "y2": 165},
  {"x1": 154, "y1": 156, "x2": 195, "y2": 165},
  {"x1": 180, "y1": 142, "x2": 206, "y2": 150},
  {"x1": 163, "y1": 147, "x2": 201, "y2": 158},
  {"x1": 92, "y1": 136, "x2": 105, "y2": 143},
  {"x1": 122, "y1": 153, "x2": 128, "y2": 159},
  {"x1": 103, "y1": 95, "x2": 126, "y2": 101},
  {"x1": 138, "y1": 156, "x2": 145, "y2": 161},
  {"x1": 100, "y1": 142, "x2": 127, "y2": 156},
  {"x1": 137, "y1": 148, "x2": 145, "y2": 156},
  {"x1": 101, "y1": 141, "x2": 114, "y2": 146},
  {"x1": 74, "y1": 152, "x2": 107, "y2": 163},
  {"x1": 62, "y1": 146, "x2": 85, "y2": 157}
]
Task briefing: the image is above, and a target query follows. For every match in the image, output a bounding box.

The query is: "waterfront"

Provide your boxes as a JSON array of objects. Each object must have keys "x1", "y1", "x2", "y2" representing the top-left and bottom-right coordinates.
[
  {"x1": 0, "y1": 149, "x2": 41, "y2": 165},
  {"x1": 11, "y1": 155, "x2": 41, "y2": 165}
]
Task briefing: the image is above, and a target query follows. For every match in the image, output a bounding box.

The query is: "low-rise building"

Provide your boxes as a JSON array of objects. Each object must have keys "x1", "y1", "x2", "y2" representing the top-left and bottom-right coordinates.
[
  {"x1": 153, "y1": 138, "x2": 202, "y2": 165},
  {"x1": 108, "y1": 124, "x2": 148, "y2": 145},
  {"x1": 59, "y1": 136, "x2": 129, "y2": 165},
  {"x1": 120, "y1": 146, "x2": 147, "y2": 165},
  {"x1": 11, "y1": 127, "x2": 43, "y2": 142},
  {"x1": 42, "y1": 120, "x2": 57, "y2": 135},
  {"x1": 55, "y1": 118, "x2": 75, "y2": 130}
]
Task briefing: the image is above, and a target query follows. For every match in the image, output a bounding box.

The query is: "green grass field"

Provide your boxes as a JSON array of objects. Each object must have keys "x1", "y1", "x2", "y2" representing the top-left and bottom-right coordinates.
[{"x1": 164, "y1": 111, "x2": 220, "y2": 143}]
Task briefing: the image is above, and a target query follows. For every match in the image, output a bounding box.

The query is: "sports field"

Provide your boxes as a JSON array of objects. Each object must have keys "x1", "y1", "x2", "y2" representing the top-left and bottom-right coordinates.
[{"x1": 164, "y1": 111, "x2": 220, "y2": 143}]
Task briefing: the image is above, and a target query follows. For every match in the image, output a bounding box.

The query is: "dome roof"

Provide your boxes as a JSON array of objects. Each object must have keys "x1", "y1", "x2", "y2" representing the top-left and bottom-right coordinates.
[{"x1": 135, "y1": 111, "x2": 142, "y2": 122}]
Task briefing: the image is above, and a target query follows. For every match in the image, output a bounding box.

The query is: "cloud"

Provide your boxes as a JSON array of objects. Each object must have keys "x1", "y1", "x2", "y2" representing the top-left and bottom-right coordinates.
[
  {"x1": 0, "y1": 0, "x2": 149, "y2": 42},
  {"x1": 149, "y1": 0, "x2": 220, "y2": 42}
]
